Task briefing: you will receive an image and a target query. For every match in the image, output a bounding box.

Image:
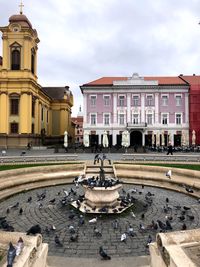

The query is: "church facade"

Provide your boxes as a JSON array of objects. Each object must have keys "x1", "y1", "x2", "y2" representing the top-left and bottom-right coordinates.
[{"x1": 0, "y1": 11, "x2": 73, "y2": 147}]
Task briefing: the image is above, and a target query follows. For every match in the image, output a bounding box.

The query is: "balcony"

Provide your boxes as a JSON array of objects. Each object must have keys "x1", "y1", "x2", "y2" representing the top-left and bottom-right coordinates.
[{"x1": 127, "y1": 122, "x2": 147, "y2": 129}]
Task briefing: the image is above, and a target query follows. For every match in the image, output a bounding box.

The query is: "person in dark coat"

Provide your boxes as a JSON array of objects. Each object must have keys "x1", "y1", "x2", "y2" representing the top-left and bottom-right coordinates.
[{"x1": 167, "y1": 143, "x2": 173, "y2": 155}]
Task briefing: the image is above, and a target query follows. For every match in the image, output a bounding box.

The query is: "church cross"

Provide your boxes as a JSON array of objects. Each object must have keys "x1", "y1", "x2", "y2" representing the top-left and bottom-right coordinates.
[{"x1": 19, "y1": 1, "x2": 24, "y2": 14}]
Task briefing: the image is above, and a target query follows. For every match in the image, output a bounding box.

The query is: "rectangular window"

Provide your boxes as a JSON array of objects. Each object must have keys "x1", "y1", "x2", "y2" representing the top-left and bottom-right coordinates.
[
  {"x1": 176, "y1": 95, "x2": 182, "y2": 106},
  {"x1": 119, "y1": 96, "x2": 125, "y2": 107},
  {"x1": 10, "y1": 99, "x2": 19, "y2": 115},
  {"x1": 119, "y1": 114, "x2": 125, "y2": 125},
  {"x1": 146, "y1": 95, "x2": 153, "y2": 106},
  {"x1": 91, "y1": 114, "x2": 96, "y2": 125},
  {"x1": 104, "y1": 95, "x2": 110, "y2": 106},
  {"x1": 162, "y1": 114, "x2": 168, "y2": 125},
  {"x1": 90, "y1": 96, "x2": 96, "y2": 106},
  {"x1": 132, "y1": 114, "x2": 139, "y2": 124},
  {"x1": 133, "y1": 96, "x2": 139, "y2": 106},
  {"x1": 162, "y1": 95, "x2": 168, "y2": 106},
  {"x1": 32, "y1": 101, "x2": 35, "y2": 118},
  {"x1": 104, "y1": 114, "x2": 110, "y2": 125},
  {"x1": 10, "y1": 122, "x2": 18, "y2": 134},
  {"x1": 147, "y1": 114, "x2": 153, "y2": 125},
  {"x1": 176, "y1": 114, "x2": 181, "y2": 124}
]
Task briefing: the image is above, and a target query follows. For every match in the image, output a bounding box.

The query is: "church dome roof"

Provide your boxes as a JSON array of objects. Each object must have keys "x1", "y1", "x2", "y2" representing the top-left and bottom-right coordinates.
[{"x1": 9, "y1": 14, "x2": 32, "y2": 28}]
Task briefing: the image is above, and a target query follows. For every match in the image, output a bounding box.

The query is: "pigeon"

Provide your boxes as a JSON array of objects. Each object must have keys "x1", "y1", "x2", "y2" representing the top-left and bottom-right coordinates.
[
  {"x1": 166, "y1": 170, "x2": 172, "y2": 179},
  {"x1": 7, "y1": 242, "x2": 16, "y2": 267},
  {"x1": 10, "y1": 202, "x2": 19, "y2": 209},
  {"x1": 146, "y1": 235, "x2": 152, "y2": 247},
  {"x1": 141, "y1": 213, "x2": 145, "y2": 219},
  {"x1": 94, "y1": 227, "x2": 102, "y2": 237},
  {"x1": 27, "y1": 196, "x2": 32, "y2": 203},
  {"x1": 131, "y1": 212, "x2": 136, "y2": 218},
  {"x1": 127, "y1": 226, "x2": 135, "y2": 237},
  {"x1": 166, "y1": 198, "x2": 169, "y2": 203},
  {"x1": 55, "y1": 235, "x2": 63, "y2": 246},
  {"x1": 68, "y1": 225, "x2": 75, "y2": 234},
  {"x1": 187, "y1": 215, "x2": 194, "y2": 220},
  {"x1": 50, "y1": 225, "x2": 56, "y2": 231},
  {"x1": 79, "y1": 215, "x2": 85, "y2": 225},
  {"x1": 89, "y1": 217, "x2": 97, "y2": 224},
  {"x1": 157, "y1": 220, "x2": 166, "y2": 230},
  {"x1": 63, "y1": 190, "x2": 69, "y2": 197},
  {"x1": 27, "y1": 224, "x2": 41, "y2": 235},
  {"x1": 139, "y1": 223, "x2": 145, "y2": 231},
  {"x1": 70, "y1": 234, "x2": 78, "y2": 242},
  {"x1": 178, "y1": 215, "x2": 185, "y2": 221},
  {"x1": 121, "y1": 233, "x2": 127, "y2": 242},
  {"x1": 166, "y1": 220, "x2": 173, "y2": 230},
  {"x1": 182, "y1": 223, "x2": 187, "y2": 230},
  {"x1": 19, "y1": 208, "x2": 23, "y2": 215},
  {"x1": 183, "y1": 206, "x2": 190, "y2": 211},
  {"x1": 49, "y1": 198, "x2": 56, "y2": 204},
  {"x1": 112, "y1": 219, "x2": 118, "y2": 230},
  {"x1": 184, "y1": 185, "x2": 194, "y2": 193},
  {"x1": 16, "y1": 237, "x2": 24, "y2": 256},
  {"x1": 99, "y1": 246, "x2": 111, "y2": 260}
]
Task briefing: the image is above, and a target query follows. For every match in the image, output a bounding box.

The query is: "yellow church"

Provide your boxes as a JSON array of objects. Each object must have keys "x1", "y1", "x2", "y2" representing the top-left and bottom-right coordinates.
[{"x1": 0, "y1": 6, "x2": 74, "y2": 148}]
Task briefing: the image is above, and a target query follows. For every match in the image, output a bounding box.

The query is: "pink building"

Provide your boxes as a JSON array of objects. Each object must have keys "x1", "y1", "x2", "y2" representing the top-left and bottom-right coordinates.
[{"x1": 80, "y1": 73, "x2": 189, "y2": 147}]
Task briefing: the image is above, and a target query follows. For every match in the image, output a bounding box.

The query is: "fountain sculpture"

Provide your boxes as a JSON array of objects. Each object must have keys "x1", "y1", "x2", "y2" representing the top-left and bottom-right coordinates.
[{"x1": 71, "y1": 154, "x2": 133, "y2": 214}]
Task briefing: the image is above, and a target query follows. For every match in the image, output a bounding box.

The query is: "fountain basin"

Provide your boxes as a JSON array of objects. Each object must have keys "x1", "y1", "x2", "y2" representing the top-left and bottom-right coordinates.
[{"x1": 84, "y1": 184, "x2": 122, "y2": 208}]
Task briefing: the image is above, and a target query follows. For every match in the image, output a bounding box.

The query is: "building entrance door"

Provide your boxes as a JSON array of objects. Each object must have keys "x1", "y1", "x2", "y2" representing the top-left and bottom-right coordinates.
[{"x1": 130, "y1": 131, "x2": 142, "y2": 146}]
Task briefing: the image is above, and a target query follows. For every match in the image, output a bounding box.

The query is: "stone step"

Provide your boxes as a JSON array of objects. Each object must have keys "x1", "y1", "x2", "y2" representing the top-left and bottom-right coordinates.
[{"x1": 47, "y1": 255, "x2": 150, "y2": 267}]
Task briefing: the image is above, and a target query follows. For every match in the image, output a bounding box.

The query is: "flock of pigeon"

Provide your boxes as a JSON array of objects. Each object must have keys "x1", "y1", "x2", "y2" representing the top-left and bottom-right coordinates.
[{"x1": 0, "y1": 176, "x2": 199, "y2": 261}]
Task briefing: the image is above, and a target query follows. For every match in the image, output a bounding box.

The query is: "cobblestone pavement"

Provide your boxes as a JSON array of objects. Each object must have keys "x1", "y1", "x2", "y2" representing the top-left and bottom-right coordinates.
[{"x1": 0, "y1": 184, "x2": 199, "y2": 258}]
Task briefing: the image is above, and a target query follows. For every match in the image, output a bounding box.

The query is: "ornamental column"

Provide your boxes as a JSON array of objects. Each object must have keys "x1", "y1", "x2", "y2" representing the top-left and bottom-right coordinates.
[
  {"x1": 19, "y1": 92, "x2": 32, "y2": 133},
  {"x1": 0, "y1": 93, "x2": 8, "y2": 133}
]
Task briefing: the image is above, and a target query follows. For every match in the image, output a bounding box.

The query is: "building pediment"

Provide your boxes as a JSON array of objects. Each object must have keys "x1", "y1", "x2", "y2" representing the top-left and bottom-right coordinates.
[{"x1": 113, "y1": 73, "x2": 158, "y2": 86}]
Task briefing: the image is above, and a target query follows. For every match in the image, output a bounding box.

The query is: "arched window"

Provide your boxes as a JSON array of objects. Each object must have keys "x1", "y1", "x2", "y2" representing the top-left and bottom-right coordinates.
[{"x1": 11, "y1": 49, "x2": 20, "y2": 70}]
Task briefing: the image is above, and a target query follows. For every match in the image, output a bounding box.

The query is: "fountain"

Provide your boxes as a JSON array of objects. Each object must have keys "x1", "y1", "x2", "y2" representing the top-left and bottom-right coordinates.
[{"x1": 71, "y1": 154, "x2": 133, "y2": 214}]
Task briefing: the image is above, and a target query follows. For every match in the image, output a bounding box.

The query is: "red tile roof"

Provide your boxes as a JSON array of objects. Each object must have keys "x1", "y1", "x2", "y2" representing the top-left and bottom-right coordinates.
[
  {"x1": 82, "y1": 76, "x2": 187, "y2": 86},
  {"x1": 180, "y1": 75, "x2": 200, "y2": 85}
]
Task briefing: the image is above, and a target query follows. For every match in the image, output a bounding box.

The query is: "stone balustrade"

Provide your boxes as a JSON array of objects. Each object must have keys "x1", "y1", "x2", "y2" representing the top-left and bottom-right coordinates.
[
  {"x1": 114, "y1": 163, "x2": 200, "y2": 197},
  {"x1": 149, "y1": 229, "x2": 200, "y2": 267},
  {"x1": 0, "y1": 231, "x2": 48, "y2": 267},
  {"x1": 0, "y1": 163, "x2": 85, "y2": 200}
]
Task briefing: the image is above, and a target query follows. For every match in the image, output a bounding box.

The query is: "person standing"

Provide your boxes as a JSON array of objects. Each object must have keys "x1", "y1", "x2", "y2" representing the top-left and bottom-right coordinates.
[{"x1": 167, "y1": 143, "x2": 173, "y2": 155}]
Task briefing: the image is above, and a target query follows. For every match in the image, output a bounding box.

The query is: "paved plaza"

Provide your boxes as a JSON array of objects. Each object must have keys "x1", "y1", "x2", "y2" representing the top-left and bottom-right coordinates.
[{"x1": 0, "y1": 183, "x2": 199, "y2": 258}]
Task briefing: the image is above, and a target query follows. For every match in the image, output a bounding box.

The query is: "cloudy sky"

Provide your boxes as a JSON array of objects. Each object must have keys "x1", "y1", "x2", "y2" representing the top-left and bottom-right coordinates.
[{"x1": 1, "y1": 0, "x2": 200, "y2": 115}]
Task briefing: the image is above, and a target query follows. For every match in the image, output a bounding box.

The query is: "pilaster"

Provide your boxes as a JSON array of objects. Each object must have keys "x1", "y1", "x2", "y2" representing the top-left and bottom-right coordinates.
[
  {"x1": 19, "y1": 92, "x2": 32, "y2": 133},
  {"x1": 0, "y1": 93, "x2": 8, "y2": 133}
]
